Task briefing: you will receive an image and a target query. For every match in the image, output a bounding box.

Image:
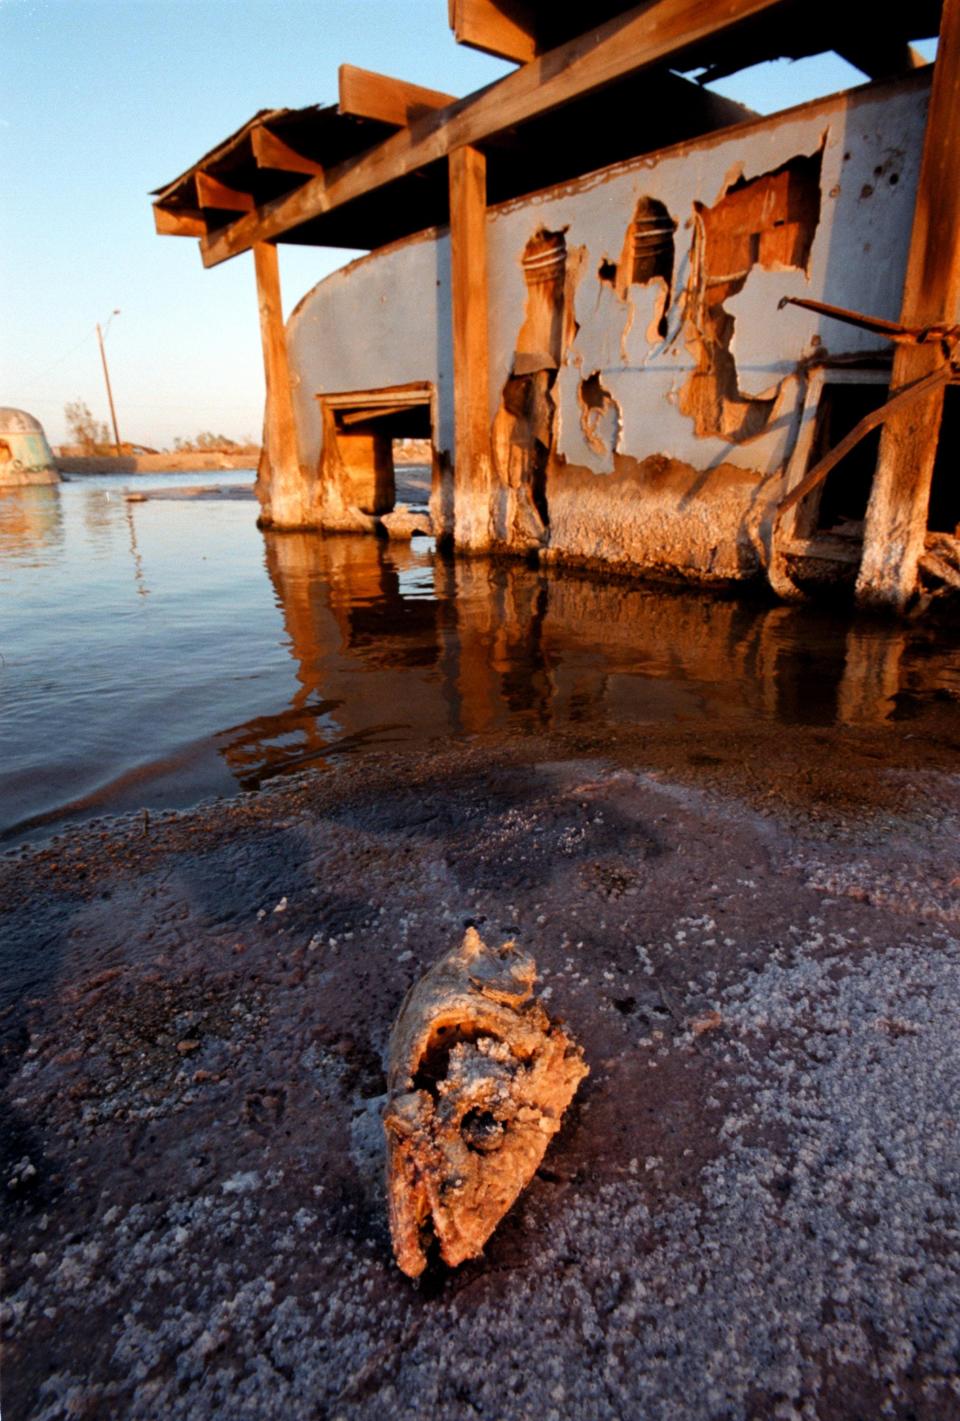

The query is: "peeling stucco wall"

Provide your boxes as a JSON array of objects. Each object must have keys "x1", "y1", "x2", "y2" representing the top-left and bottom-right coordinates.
[{"x1": 283, "y1": 70, "x2": 930, "y2": 579}]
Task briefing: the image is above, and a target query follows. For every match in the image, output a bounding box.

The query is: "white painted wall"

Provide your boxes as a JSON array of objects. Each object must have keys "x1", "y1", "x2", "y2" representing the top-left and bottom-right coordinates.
[{"x1": 287, "y1": 228, "x2": 453, "y2": 469}]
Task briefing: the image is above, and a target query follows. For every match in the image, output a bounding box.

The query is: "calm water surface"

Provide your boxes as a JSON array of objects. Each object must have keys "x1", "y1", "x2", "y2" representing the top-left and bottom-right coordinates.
[{"x1": 3, "y1": 471, "x2": 959, "y2": 845}]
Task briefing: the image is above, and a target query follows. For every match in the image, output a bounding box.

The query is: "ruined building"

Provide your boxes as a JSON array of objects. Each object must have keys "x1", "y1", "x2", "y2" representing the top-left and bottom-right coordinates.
[{"x1": 151, "y1": 0, "x2": 959, "y2": 611}]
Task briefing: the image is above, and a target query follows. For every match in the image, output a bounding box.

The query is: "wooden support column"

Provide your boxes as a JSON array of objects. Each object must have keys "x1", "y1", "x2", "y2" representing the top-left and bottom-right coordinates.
[
  {"x1": 856, "y1": 0, "x2": 960, "y2": 611},
  {"x1": 252, "y1": 241, "x2": 304, "y2": 526},
  {"x1": 448, "y1": 144, "x2": 492, "y2": 551}
]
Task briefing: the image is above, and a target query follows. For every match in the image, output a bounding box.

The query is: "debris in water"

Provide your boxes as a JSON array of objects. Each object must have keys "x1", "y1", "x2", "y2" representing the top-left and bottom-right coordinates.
[{"x1": 384, "y1": 927, "x2": 588, "y2": 1278}]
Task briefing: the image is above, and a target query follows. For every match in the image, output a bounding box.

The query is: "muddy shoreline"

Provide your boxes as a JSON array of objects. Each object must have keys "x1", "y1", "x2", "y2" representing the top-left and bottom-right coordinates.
[{"x1": 3, "y1": 721, "x2": 960, "y2": 1419}]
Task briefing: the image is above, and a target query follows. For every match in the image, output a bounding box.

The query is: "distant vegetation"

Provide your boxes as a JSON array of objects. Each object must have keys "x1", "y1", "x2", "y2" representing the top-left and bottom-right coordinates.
[
  {"x1": 63, "y1": 399, "x2": 114, "y2": 455},
  {"x1": 61, "y1": 401, "x2": 258, "y2": 456},
  {"x1": 172, "y1": 432, "x2": 259, "y2": 454}
]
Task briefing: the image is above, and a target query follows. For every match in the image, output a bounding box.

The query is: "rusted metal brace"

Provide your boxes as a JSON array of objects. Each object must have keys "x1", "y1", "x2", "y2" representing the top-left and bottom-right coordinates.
[{"x1": 775, "y1": 296, "x2": 959, "y2": 519}]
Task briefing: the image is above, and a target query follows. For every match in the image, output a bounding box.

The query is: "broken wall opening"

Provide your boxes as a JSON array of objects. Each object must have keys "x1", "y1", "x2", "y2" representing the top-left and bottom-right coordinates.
[
  {"x1": 492, "y1": 229, "x2": 570, "y2": 546},
  {"x1": 578, "y1": 371, "x2": 621, "y2": 458},
  {"x1": 626, "y1": 196, "x2": 676, "y2": 338},
  {"x1": 318, "y1": 384, "x2": 435, "y2": 521},
  {"x1": 681, "y1": 148, "x2": 823, "y2": 442}
]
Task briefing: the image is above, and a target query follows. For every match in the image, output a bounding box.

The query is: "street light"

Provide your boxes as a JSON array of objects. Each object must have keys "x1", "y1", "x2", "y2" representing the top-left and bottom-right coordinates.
[{"x1": 96, "y1": 309, "x2": 122, "y2": 456}]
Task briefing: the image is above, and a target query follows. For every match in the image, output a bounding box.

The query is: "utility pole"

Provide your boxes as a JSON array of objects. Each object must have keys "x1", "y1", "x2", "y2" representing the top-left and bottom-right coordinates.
[{"x1": 96, "y1": 310, "x2": 122, "y2": 455}]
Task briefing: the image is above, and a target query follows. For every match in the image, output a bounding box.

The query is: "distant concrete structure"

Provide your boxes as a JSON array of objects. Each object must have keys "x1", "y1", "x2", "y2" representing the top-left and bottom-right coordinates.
[{"x1": 0, "y1": 409, "x2": 59, "y2": 486}]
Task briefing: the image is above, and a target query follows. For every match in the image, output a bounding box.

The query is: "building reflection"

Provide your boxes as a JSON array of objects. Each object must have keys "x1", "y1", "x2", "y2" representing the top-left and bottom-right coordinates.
[
  {"x1": 216, "y1": 531, "x2": 926, "y2": 792},
  {"x1": 0, "y1": 487, "x2": 63, "y2": 563}
]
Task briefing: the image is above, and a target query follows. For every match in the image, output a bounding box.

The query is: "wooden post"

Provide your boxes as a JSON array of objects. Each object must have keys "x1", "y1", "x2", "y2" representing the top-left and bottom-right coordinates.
[
  {"x1": 252, "y1": 241, "x2": 303, "y2": 526},
  {"x1": 856, "y1": 0, "x2": 960, "y2": 610},
  {"x1": 449, "y1": 144, "x2": 492, "y2": 551}
]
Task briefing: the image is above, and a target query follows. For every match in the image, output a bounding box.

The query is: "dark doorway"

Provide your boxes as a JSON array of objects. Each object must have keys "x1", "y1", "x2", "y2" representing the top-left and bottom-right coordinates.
[{"x1": 809, "y1": 382, "x2": 888, "y2": 533}]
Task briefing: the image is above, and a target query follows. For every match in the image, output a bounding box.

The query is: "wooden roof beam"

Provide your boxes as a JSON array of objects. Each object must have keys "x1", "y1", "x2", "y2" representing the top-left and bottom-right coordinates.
[
  {"x1": 338, "y1": 63, "x2": 458, "y2": 127},
  {"x1": 200, "y1": 0, "x2": 782, "y2": 268},
  {"x1": 196, "y1": 171, "x2": 255, "y2": 212},
  {"x1": 153, "y1": 205, "x2": 207, "y2": 237},
  {"x1": 251, "y1": 125, "x2": 325, "y2": 177},
  {"x1": 447, "y1": 0, "x2": 537, "y2": 63}
]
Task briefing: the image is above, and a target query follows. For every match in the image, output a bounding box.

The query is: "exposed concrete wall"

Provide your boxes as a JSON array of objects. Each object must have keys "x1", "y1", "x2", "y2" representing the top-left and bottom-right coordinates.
[
  {"x1": 542, "y1": 456, "x2": 763, "y2": 581},
  {"x1": 283, "y1": 71, "x2": 930, "y2": 583}
]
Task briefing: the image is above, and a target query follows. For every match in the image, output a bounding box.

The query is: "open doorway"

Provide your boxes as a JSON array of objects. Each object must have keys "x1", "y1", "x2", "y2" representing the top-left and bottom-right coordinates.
[
  {"x1": 787, "y1": 369, "x2": 890, "y2": 543},
  {"x1": 794, "y1": 374, "x2": 960, "y2": 539},
  {"x1": 808, "y1": 380, "x2": 888, "y2": 535},
  {"x1": 317, "y1": 382, "x2": 435, "y2": 518}
]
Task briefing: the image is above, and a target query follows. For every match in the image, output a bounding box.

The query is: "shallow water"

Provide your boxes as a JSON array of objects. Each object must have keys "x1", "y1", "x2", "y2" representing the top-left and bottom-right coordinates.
[{"x1": 2, "y1": 470, "x2": 959, "y2": 845}]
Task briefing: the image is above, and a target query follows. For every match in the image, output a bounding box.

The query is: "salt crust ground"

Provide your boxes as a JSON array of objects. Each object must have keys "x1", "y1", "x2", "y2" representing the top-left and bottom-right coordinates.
[{"x1": 2, "y1": 726, "x2": 960, "y2": 1420}]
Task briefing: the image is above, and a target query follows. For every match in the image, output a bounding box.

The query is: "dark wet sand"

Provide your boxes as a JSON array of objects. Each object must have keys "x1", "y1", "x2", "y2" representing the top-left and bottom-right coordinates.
[{"x1": 3, "y1": 717, "x2": 960, "y2": 1420}]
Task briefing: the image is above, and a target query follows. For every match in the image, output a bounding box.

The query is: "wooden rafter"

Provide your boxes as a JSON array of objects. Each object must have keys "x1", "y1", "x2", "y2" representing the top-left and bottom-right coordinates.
[
  {"x1": 200, "y1": 0, "x2": 781, "y2": 267},
  {"x1": 448, "y1": 0, "x2": 537, "y2": 63},
  {"x1": 153, "y1": 206, "x2": 207, "y2": 237},
  {"x1": 252, "y1": 126, "x2": 324, "y2": 177},
  {"x1": 338, "y1": 64, "x2": 458, "y2": 127},
  {"x1": 196, "y1": 172, "x2": 255, "y2": 212}
]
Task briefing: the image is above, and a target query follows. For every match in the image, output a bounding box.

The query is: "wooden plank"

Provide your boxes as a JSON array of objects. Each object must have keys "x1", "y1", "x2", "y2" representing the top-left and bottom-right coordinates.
[
  {"x1": 200, "y1": 0, "x2": 780, "y2": 267},
  {"x1": 338, "y1": 64, "x2": 457, "y2": 127},
  {"x1": 339, "y1": 403, "x2": 417, "y2": 425},
  {"x1": 253, "y1": 242, "x2": 303, "y2": 521},
  {"x1": 196, "y1": 171, "x2": 255, "y2": 212},
  {"x1": 320, "y1": 381, "x2": 434, "y2": 410},
  {"x1": 153, "y1": 205, "x2": 207, "y2": 237},
  {"x1": 449, "y1": 145, "x2": 492, "y2": 551},
  {"x1": 448, "y1": 0, "x2": 537, "y2": 63},
  {"x1": 252, "y1": 126, "x2": 324, "y2": 177},
  {"x1": 856, "y1": 0, "x2": 960, "y2": 611}
]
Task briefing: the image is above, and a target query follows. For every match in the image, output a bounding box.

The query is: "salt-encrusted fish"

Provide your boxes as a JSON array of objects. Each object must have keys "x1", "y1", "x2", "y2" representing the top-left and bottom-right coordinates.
[{"x1": 384, "y1": 927, "x2": 588, "y2": 1277}]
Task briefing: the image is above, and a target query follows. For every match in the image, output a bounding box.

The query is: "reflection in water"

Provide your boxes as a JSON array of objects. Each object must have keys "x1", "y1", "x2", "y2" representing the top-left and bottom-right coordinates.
[
  {"x1": 124, "y1": 501, "x2": 149, "y2": 598},
  {"x1": 216, "y1": 531, "x2": 955, "y2": 792},
  {"x1": 0, "y1": 487, "x2": 63, "y2": 560},
  {"x1": 81, "y1": 486, "x2": 121, "y2": 549},
  {"x1": 1, "y1": 469, "x2": 959, "y2": 846},
  {"x1": 837, "y1": 625, "x2": 906, "y2": 725}
]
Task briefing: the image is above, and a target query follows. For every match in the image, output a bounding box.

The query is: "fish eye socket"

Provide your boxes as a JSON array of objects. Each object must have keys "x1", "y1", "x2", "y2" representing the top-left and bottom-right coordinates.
[{"x1": 460, "y1": 1108, "x2": 505, "y2": 1153}]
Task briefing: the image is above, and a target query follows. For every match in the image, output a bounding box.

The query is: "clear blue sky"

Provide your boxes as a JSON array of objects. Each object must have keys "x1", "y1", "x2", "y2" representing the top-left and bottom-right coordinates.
[{"x1": 1, "y1": 1, "x2": 936, "y2": 450}]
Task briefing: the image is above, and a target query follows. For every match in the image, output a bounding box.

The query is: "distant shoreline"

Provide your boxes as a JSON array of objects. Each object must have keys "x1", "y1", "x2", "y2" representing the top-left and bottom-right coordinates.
[
  {"x1": 56, "y1": 442, "x2": 430, "y2": 476},
  {"x1": 56, "y1": 451, "x2": 258, "y2": 475}
]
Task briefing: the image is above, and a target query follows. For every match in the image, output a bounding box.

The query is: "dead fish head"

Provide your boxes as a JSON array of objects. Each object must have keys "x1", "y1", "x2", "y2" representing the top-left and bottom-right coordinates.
[{"x1": 384, "y1": 927, "x2": 588, "y2": 1278}]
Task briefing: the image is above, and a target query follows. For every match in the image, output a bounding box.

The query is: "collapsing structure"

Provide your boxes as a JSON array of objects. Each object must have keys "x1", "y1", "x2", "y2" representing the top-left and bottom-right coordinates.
[{"x1": 152, "y1": 0, "x2": 960, "y2": 611}]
